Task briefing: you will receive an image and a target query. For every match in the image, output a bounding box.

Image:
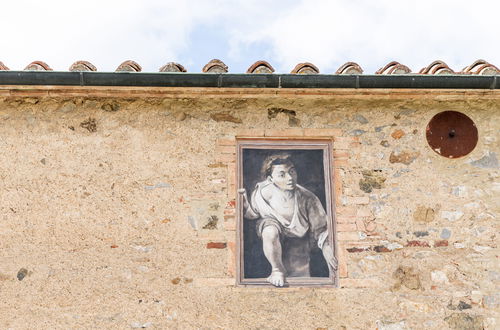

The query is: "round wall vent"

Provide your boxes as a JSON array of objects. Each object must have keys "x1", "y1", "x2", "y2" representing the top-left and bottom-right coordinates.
[{"x1": 426, "y1": 111, "x2": 478, "y2": 158}]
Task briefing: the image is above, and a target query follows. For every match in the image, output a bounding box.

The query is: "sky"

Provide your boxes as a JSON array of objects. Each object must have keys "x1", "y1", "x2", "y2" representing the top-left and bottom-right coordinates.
[{"x1": 0, "y1": 0, "x2": 498, "y2": 74}]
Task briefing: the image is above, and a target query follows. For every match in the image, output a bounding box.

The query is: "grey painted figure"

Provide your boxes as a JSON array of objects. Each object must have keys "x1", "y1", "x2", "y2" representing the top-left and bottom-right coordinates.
[{"x1": 242, "y1": 154, "x2": 337, "y2": 287}]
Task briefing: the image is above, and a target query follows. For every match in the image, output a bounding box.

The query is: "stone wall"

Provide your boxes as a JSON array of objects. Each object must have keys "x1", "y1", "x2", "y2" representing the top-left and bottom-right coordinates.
[{"x1": 0, "y1": 87, "x2": 498, "y2": 329}]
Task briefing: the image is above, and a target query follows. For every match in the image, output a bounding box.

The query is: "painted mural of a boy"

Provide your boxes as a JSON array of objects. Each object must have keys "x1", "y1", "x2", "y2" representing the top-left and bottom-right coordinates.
[{"x1": 243, "y1": 154, "x2": 337, "y2": 287}]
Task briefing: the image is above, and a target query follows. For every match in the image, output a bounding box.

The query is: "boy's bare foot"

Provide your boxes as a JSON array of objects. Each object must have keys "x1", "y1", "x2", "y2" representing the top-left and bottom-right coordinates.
[{"x1": 267, "y1": 269, "x2": 286, "y2": 287}]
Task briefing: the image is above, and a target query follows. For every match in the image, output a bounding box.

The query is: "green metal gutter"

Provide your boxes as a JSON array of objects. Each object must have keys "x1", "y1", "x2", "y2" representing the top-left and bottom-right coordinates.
[{"x1": 0, "y1": 71, "x2": 497, "y2": 89}]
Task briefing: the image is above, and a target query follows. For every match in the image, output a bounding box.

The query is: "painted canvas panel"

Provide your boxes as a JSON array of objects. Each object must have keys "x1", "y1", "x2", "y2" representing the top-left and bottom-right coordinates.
[{"x1": 237, "y1": 139, "x2": 338, "y2": 287}]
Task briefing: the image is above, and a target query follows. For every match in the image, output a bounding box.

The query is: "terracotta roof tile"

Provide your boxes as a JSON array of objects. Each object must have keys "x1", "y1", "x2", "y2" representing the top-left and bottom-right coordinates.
[
  {"x1": 375, "y1": 61, "x2": 411, "y2": 74},
  {"x1": 335, "y1": 62, "x2": 363, "y2": 74},
  {"x1": 69, "y1": 61, "x2": 97, "y2": 72},
  {"x1": 202, "y1": 59, "x2": 228, "y2": 73},
  {"x1": 0, "y1": 61, "x2": 9, "y2": 70},
  {"x1": 461, "y1": 59, "x2": 499, "y2": 75},
  {"x1": 116, "y1": 60, "x2": 142, "y2": 72},
  {"x1": 0, "y1": 59, "x2": 498, "y2": 75},
  {"x1": 419, "y1": 60, "x2": 454, "y2": 75},
  {"x1": 291, "y1": 62, "x2": 319, "y2": 74},
  {"x1": 24, "y1": 61, "x2": 53, "y2": 71},
  {"x1": 246, "y1": 61, "x2": 274, "y2": 74},
  {"x1": 159, "y1": 62, "x2": 187, "y2": 72}
]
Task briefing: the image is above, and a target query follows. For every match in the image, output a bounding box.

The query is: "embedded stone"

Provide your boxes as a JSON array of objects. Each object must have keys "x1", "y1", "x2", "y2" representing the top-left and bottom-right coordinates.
[
  {"x1": 434, "y1": 240, "x2": 449, "y2": 247},
  {"x1": 391, "y1": 129, "x2": 405, "y2": 139},
  {"x1": 451, "y1": 186, "x2": 467, "y2": 197},
  {"x1": 354, "y1": 114, "x2": 368, "y2": 124},
  {"x1": 347, "y1": 247, "x2": 369, "y2": 253},
  {"x1": 440, "y1": 228, "x2": 451, "y2": 239},
  {"x1": 431, "y1": 270, "x2": 449, "y2": 284},
  {"x1": 267, "y1": 107, "x2": 299, "y2": 126},
  {"x1": 469, "y1": 152, "x2": 499, "y2": 169},
  {"x1": 375, "y1": 125, "x2": 390, "y2": 132},
  {"x1": 441, "y1": 210, "x2": 464, "y2": 222},
  {"x1": 457, "y1": 301, "x2": 472, "y2": 310},
  {"x1": 59, "y1": 102, "x2": 77, "y2": 113},
  {"x1": 386, "y1": 242, "x2": 403, "y2": 251},
  {"x1": 489, "y1": 271, "x2": 500, "y2": 282},
  {"x1": 413, "y1": 206, "x2": 435, "y2": 223},
  {"x1": 412, "y1": 251, "x2": 434, "y2": 259},
  {"x1": 471, "y1": 291, "x2": 482, "y2": 304},
  {"x1": 187, "y1": 216, "x2": 197, "y2": 230},
  {"x1": 130, "y1": 321, "x2": 152, "y2": 328},
  {"x1": 406, "y1": 240, "x2": 430, "y2": 247},
  {"x1": 444, "y1": 313, "x2": 483, "y2": 330},
  {"x1": 101, "y1": 103, "x2": 120, "y2": 112},
  {"x1": 202, "y1": 215, "x2": 218, "y2": 230},
  {"x1": 393, "y1": 266, "x2": 421, "y2": 290},
  {"x1": 359, "y1": 170, "x2": 386, "y2": 193},
  {"x1": 473, "y1": 245, "x2": 491, "y2": 253},
  {"x1": 374, "y1": 245, "x2": 391, "y2": 252},
  {"x1": 375, "y1": 320, "x2": 406, "y2": 330},
  {"x1": 144, "y1": 182, "x2": 171, "y2": 190},
  {"x1": 210, "y1": 112, "x2": 242, "y2": 124},
  {"x1": 80, "y1": 118, "x2": 97, "y2": 132},
  {"x1": 389, "y1": 151, "x2": 419, "y2": 165},
  {"x1": 380, "y1": 140, "x2": 390, "y2": 147},
  {"x1": 17, "y1": 268, "x2": 28, "y2": 281},
  {"x1": 413, "y1": 231, "x2": 429, "y2": 237},
  {"x1": 365, "y1": 221, "x2": 377, "y2": 232},
  {"x1": 349, "y1": 129, "x2": 366, "y2": 136},
  {"x1": 175, "y1": 112, "x2": 186, "y2": 121},
  {"x1": 206, "y1": 242, "x2": 227, "y2": 249},
  {"x1": 483, "y1": 294, "x2": 499, "y2": 309}
]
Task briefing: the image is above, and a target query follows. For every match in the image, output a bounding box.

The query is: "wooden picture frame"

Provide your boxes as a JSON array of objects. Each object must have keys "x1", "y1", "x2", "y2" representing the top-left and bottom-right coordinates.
[{"x1": 236, "y1": 138, "x2": 338, "y2": 287}]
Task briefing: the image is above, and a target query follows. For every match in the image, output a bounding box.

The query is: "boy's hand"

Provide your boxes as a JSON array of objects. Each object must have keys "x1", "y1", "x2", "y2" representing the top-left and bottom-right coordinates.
[
  {"x1": 322, "y1": 241, "x2": 338, "y2": 273},
  {"x1": 238, "y1": 189, "x2": 250, "y2": 211}
]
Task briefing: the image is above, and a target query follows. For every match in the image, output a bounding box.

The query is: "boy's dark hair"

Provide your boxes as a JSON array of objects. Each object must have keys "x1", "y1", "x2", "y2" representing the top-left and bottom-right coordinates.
[{"x1": 263, "y1": 153, "x2": 295, "y2": 178}]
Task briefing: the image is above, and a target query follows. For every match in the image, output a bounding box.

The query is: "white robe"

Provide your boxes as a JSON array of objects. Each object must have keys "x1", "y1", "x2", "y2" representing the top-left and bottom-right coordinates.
[{"x1": 246, "y1": 179, "x2": 329, "y2": 249}]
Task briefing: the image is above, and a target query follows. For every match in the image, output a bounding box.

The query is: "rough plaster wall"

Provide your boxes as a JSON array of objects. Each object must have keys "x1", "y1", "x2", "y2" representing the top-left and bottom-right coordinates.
[{"x1": 0, "y1": 94, "x2": 498, "y2": 329}]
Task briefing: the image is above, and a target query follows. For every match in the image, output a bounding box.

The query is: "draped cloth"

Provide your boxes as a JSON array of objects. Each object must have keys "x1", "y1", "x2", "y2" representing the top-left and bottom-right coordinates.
[{"x1": 245, "y1": 179, "x2": 329, "y2": 249}]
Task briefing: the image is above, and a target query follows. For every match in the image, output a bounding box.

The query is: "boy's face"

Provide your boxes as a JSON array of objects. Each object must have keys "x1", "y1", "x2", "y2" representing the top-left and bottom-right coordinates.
[{"x1": 269, "y1": 164, "x2": 297, "y2": 191}]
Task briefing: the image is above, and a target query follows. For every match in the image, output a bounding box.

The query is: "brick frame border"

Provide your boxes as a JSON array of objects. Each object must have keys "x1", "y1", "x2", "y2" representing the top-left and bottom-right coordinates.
[
  {"x1": 214, "y1": 128, "x2": 377, "y2": 287},
  {"x1": 235, "y1": 137, "x2": 337, "y2": 287}
]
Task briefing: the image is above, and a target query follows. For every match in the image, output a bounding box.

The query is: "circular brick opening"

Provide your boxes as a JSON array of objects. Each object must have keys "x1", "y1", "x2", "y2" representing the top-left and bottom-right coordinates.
[{"x1": 426, "y1": 111, "x2": 478, "y2": 158}]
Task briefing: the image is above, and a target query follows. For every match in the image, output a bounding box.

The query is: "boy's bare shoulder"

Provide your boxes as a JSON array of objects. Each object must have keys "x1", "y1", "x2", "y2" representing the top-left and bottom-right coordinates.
[{"x1": 260, "y1": 183, "x2": 274, "y2": 201}]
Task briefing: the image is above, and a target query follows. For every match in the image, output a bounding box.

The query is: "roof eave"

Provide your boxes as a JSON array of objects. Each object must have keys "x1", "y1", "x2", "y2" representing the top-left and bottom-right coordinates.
[{"x1": 0, "y1": 71, "x2": 498, "y2": 89}]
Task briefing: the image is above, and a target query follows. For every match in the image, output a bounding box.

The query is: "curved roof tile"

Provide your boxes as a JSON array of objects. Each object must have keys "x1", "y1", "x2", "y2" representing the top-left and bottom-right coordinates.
[
  {"x1": 116, "y1": 60, "x2": 142, "y2": 72},
  {"x1": 376, "y1": 61, "x2": 411, "y2": 74},
  {"x1": 246, "y1": 60, "x2": 275, "y2": 74},
  {"x1": 69, "y1": 61, "x2": 97, "y2": 72},
  {"x1": 291, "y1": 62, "x2": 319, "y2": 74},
  {"x1": 461, "y1": 59, "x2": 499, "y2": 75},
  {"x1": 419, "y1": 60, "x2": 454, "y2": 75},
  {"x1": 335, "y1": 62, "x2": 363, "y2": 75},
  {"x1": 0, "y1": 61, "x2": 9, "y2": 70},
  {"x1": 202, "y1": 59, "x2": 228, "y2": 73},
  {"x1": 159, "y1": 62, "x2": 187, "y2": 72},
  {"x1": 24, "y1": 61, "x2": 53, "y2": 71}
]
